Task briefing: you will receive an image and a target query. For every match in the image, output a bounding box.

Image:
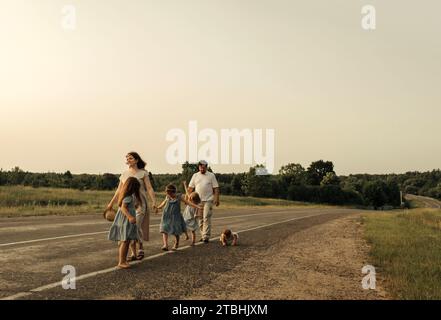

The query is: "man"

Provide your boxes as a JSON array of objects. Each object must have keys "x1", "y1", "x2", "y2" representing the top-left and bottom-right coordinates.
[{"x1": 187, "y1": 160, "x2": 220, "y2": 243}]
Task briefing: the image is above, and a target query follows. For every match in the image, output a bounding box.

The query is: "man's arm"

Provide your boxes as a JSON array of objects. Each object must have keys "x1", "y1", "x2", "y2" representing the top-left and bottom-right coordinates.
[
  {"x1": 213, "y1": 187, "x2": 220, "y2": 206},
  {"x1": 212, "y1": 173, "x2": 220, "y2": 206}
]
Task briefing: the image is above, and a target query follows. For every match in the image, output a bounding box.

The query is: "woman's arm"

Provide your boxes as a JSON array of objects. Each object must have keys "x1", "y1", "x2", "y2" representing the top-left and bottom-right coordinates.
[
  {"x1": 106, "y1": 181, "x2": 123, "y2": 210},
  {"x1": 144, "y1": 174, "x2": 157, "y2": 207}
]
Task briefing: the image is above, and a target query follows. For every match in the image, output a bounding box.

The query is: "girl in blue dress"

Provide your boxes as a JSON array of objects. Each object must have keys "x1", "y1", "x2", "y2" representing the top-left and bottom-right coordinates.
[
  {"x1": 108, "y1": 177, "x2": 141, "y2": 269},
  {"x1": 155, "y1": 184, "x2": 203, "y2": 251},
  {"x1": 182, "y1": 192, "x2": 202, "y2": 246}
]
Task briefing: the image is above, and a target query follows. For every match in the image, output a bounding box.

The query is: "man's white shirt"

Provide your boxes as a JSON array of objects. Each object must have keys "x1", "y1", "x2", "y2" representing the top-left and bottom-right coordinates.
[{"x1": 189, "y1": 171, "x2": 219, "y2": 202}]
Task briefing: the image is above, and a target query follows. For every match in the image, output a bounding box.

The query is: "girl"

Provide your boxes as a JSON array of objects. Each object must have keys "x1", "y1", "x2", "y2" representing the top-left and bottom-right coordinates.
[
  {"x1": 154, "y1": 184, "x2": 203, "y2": 251},
  {"x1": 106, "y1": 152, "x2": 156, "y2": 261},
  {"x1": 182, "y1": 191, "x2": 202, "y2": 246},
  {"x1": 108, "y1": 177, "x2": 141, "y2": 269}
]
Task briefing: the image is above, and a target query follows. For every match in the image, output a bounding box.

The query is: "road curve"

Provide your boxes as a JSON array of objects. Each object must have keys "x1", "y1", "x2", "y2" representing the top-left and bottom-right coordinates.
[{"x1": 405, "y1": 194, "x2": 441, "y2": 208}]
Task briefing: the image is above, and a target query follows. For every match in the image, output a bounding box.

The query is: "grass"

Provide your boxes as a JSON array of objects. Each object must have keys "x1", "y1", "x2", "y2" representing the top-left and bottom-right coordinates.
[
  {"x1": 363, "y1": 208, "x2": 441, "y2": 299},
  {"x1": 0, "y1": 186, "x2": 320, "y2": 217}
]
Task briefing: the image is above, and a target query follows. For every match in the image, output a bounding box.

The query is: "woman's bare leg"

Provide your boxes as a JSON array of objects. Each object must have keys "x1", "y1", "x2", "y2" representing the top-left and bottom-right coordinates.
[{"x1": 129, "y1": 240, "x2": 137, "y2": 258}]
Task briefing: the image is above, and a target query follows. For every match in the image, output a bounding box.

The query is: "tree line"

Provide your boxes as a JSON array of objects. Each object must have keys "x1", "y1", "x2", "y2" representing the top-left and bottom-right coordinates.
[{"x1": 2, "y1": 162, "x2": 440, "y2": 209}]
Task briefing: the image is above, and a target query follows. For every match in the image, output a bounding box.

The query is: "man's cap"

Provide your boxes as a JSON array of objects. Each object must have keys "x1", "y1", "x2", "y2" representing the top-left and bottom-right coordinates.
[{"x1": 198, "y1": 160, "x2": 208, "y2": 166}]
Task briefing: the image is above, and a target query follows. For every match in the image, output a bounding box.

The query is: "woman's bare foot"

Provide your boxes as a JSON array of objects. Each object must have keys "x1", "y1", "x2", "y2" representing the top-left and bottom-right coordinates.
[{"x1": 117, "y1": 263, "x2": 131, "y2": 269}]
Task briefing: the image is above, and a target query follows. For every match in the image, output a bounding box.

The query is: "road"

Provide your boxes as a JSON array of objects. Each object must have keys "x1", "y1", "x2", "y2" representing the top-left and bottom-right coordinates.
[
  {"x1": 0, "y1": 207, "x2": 364, "y2": 300},
  {"x1": 405, "y1": 194, "x2": 441, "y2": 208}
]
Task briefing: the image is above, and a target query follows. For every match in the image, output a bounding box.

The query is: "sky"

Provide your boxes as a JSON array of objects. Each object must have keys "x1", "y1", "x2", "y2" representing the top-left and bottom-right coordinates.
[{"x1": 0, "y1": 0, "x2": 440, "y2": 175}]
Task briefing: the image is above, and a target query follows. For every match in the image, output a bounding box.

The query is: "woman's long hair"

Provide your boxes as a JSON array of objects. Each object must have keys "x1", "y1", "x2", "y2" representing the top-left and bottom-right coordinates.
[
  {"x1": 118, "y1": 177, "x2": 141, "y2": 207},
  {"x1": 127, "y1": 151, "x2": 146, "y2": 169}
]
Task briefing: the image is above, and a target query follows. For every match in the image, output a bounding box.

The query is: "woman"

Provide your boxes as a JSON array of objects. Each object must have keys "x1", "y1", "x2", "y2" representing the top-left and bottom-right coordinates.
[{"x1": 106, "y1": 152, "x2": 156, "y2": 260}]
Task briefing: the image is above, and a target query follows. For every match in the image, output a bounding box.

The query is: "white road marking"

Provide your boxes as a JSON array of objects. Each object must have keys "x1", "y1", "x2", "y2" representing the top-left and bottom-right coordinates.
[
  {"x1": 0, "y1": 209, "x2": 320, "y2": 247},
  {"x1": 0, "y1": 211, "x2": 335, "y2": 300},
  {"x1": 0, "y1": 231, "x2": 109, "y2": 247}
]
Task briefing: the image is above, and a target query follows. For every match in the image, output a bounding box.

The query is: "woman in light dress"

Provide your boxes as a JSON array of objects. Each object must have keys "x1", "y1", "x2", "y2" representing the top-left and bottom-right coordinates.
[{"x1": 106, "y1": 152, "x2": 156, "y2": 260}]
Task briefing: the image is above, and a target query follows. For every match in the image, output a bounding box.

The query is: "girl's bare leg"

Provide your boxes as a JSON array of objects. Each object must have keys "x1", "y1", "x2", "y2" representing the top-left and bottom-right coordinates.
[
  {"x1": 118, "y1": 241, "x2": 130, "y2": 268},
  {"x1": 173, "y1": 235, "x2": 180, "y2": 250},
  {"x1": 191, "y1": 231, "x2": 196, "y2": 245},
  {"x1": 162, "y1": 233, "x2": 169, "y2": 250}
]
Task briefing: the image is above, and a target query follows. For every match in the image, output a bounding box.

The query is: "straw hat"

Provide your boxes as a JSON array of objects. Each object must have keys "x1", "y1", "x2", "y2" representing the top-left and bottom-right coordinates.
[{"x1": 103, "y1": 208, "x2": 116, "y2": 222}]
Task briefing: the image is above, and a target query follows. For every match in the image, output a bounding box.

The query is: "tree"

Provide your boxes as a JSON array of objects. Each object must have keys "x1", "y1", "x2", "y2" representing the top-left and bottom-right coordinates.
[
  {"x1": 320, "y1": 172, "x2": 340, "y2": 186},
  {"x1": 9, "y1": 167, "x2": 26, "y2": 185},
  {"x1": 363, "y1": 180, "x2": 387, "y2": 209},
  {"x1": 231, "y1": 174, "x2": 245, "y2": 196},
  {"x1": 383, "y1": 180, "x2": 401, "y2": 206},
  {"x1": 64, "y1": 170, "x2": 73, "y2": 179},
  {"x1": 341, "y1": 175, "x2": 364, "y2": 193},
  {"x1": 101, "y1": 173, "x2": 119, "y2": 190},
  {"x1": 279, "y1": 163, "x2": 306, "y2": 186},
  {"x1": 245, "y1": 165, "x2": 273, "y2": 198},
  {"x1": 181, "y1": 162, "x2": 198, "y2": 184},
  {"x1": 306, "y1": 160, "x2": 335, "y2": 185},
  {"x1": 0, "y1": 169, "x2": 5, "y2": 185}
]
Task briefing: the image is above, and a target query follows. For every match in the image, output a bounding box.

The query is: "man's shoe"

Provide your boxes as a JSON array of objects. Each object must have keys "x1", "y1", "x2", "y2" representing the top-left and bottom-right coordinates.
[{"x1": 203, "y1": 239, "x2": 209, "y2": 244}]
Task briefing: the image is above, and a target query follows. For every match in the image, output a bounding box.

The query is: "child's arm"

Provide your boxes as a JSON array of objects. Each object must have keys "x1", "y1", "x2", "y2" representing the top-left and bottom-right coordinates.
[
  {"x1": 232, "y1": 234, "x2": 238, "y2": 246},
  {"x1": 154, "y1": 198, "x2": 167, "y2": 212},
  {"x1": 181, "y1": 197, "x2": 203, "y2": 210},
  {"x1": 220, "y1": 233, "x2": 227, "y2": 246},
  {"x1": 182, "y1": 181, "x2": 189, "y2": 199},
  {"x1": 121, "y1": 203, "x2": 136, "y2": 224}
]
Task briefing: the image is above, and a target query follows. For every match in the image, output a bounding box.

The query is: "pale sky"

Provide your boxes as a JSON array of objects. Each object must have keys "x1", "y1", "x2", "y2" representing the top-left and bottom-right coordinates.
[{"x1": 1, "y1": 0, "x2": 440, "y2": 175}]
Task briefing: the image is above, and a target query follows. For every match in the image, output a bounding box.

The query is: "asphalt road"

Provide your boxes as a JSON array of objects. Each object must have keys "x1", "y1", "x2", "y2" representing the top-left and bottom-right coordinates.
[
  {"x1": 0, "y1": 207, "x2": 363, "y2": 300},
  {"x1": 405, "y1": 194, "x2": 441, "y2": 208}
]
